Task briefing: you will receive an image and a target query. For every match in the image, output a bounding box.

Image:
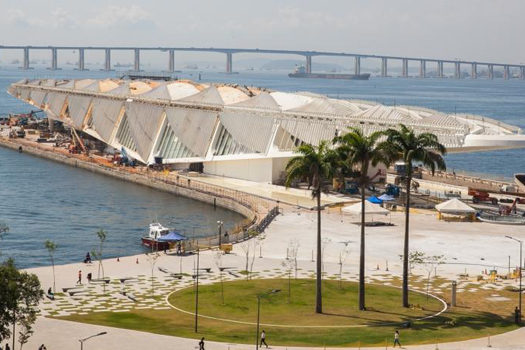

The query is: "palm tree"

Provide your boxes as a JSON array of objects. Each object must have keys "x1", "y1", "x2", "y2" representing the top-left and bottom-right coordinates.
[
  {"x1": 385, "y1": 124, "x2": 446, "y2": 307},
  {"x1": 285, "y1": 140, "x2": 335, "y2": 314},
  {"x1": 334, "y1": 128, "x2": 392, "y2": 310}
]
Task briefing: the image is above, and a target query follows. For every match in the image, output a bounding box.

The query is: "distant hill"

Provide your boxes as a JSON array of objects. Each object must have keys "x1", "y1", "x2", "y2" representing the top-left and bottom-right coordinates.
[{"x1": 260, "y1": 59, "x2": 346, "y2": 72}]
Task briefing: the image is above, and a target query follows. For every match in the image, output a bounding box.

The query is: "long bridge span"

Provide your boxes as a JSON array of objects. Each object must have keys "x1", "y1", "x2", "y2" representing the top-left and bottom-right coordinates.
[{"x1": 1, "y1": 45, "x2": 523, "y2": 80}]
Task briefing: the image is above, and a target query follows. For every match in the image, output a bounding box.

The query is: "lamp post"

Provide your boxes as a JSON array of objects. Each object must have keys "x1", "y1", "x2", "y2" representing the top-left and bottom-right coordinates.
[
  {"x1": 217, "y1": 220, "x2": 223, "y2": 249},
  {"x1": 194, "y1": 248, "x2": 200, "y2": 333},
  {"x1": 256, "y1": 289, "x2": 280, "y2": 350},
  {"x1": 506, "y1": 235, "x2": 522, "y2": 323},
  {"x1": 79, "y1": 332, "x2": 107, "y2": 350}
]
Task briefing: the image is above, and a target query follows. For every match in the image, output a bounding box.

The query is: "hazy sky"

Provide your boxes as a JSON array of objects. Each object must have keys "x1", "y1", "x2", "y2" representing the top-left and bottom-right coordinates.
[{"x1": 0, "y1": 0, "x2": 523, "y2": 63}]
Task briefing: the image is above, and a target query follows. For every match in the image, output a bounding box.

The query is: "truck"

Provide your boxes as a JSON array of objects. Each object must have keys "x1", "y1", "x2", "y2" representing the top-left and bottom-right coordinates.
[{"x1": 468, "y1": 187, "x2": 498, "y2": 205}]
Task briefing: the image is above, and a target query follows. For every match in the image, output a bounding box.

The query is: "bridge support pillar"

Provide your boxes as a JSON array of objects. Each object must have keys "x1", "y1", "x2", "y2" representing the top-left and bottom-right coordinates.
[
  {"x1": 381, "y1": 57, "x2": 387, "y2": 77},
  {"x1": 454, "y1": 62, "x2": 460, "y2": 79},
  {"x1": 437, "y1": 61, "x2": 443, "y2": 78},
  {"x1": 488, "y1": 64, "x2": 494, "y2": 80},
  {"x1": 225, "y1": 52, "x2": 233, "y2": 73},
  {"x1": 168, "y1": 49, "x2": 175, "y2": 72},
  {"x1": 77, "y1": 48, "x2": 86, "y2": 71},
  {"x1": 471, "y1": 63, "x2": 477, "y2": 79},
  {"x1": 49, "y1": 48, "x2": 58, "y2": 70},
  {"x1": 419, "y1": 60, "x2": 426, "y2": 78},
  {"x1": 305, "y1": 55, "x2": 312, "y2": 74},
  {"x1": 504, "y1": 65, "x2": 510, "y2": 80},
  {"x1": 134, "y1": 48, "x2": 140, "y2": 72},
  {"x1": 354, "y1": 57, "x2": 361, "y2": 75},
  {"x1": 401, "y1": 58, "x2": 408, "y2": 77},
  {"x1": 520, "y1": 67, "x2": 525, "y2": 80},
  {"x1": 104, "y1": 48, "x2": 111, "y2": 71},
  {"x1": 22, "y1": 47, "x2": 30, "y2": 70}
]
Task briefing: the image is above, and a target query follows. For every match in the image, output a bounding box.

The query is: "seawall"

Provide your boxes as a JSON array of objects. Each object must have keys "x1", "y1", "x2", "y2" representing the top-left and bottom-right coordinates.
[{"x1": 0, "y1": 137, "x2": 266, "y2": 246}]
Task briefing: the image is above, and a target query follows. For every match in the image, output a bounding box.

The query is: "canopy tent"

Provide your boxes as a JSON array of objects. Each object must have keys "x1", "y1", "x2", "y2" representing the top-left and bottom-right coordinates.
[
  {"x1": 378, "y1": 194, "x2": 396, "y2": 201},
  {"x1": 157, "y1": 231, "x2": 188, "y2": 242},
  {"x1": 342, "y1": 201, "x2": 389, "y2": 216},
  {"x1": 435, "y1": 198, "x2": 476, "y2": 221},
  {"x1": 367, "y1": 196, "x2": 383, "y2": 204},
  {"x1": 435, "y1": 198, "x2": 476, "y2": 214}
]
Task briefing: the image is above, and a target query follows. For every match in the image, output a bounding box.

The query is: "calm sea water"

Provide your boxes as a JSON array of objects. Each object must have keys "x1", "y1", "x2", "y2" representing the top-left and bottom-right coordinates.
[{"x1": 1, "y1": 68, "x2": 524, "y2": 267}]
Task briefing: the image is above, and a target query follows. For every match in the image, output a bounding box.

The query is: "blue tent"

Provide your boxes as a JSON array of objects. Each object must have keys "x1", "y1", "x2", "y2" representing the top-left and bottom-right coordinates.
[
  {"x1": 158, "y1": 231, "x2": 188, "y2": 242},
  {"x1": 367, "y1": 196, "x2": 383, "y2": 204}
]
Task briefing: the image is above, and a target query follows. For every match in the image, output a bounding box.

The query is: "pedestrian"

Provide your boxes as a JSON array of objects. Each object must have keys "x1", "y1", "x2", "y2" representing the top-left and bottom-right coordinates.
[
  {"x1": 76, "y1": 270, "x2": 82, "y2": 285},
  {"x1": 5, "y1": 343, "x2": 9, "y2": 350},
  {"x1": 393, "y1": 330, "x2": 401, "y2": 348},
  {"x1": 198, "y1": 337, "x2": 205, "y2": 350},
  {"x1": 260, "y1": 330, "x2": 268, "y2": 348}
]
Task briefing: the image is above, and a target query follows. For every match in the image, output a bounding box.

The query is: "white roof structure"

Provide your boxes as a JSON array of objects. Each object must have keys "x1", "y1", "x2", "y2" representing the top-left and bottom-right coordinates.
[
  {"x1": 8, "y1": 78, "x2": 525, "y2": 166},
  {"x1": 435, "y1": 198, "x2": 476, "y2": 214},
  {"x1": 342, "y1": 201, "x2": 390, "y2": 216}
]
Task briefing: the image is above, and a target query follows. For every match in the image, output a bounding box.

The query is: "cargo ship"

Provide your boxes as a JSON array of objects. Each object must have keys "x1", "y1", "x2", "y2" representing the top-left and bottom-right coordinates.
[{"x1": 288, "y1": 65, "x2": 370, "y2": 80}]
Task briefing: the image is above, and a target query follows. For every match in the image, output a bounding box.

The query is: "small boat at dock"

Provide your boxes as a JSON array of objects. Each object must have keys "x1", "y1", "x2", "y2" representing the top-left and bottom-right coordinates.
[{"x1": 141, "y1": 223, "x2": 187, "y2": 250}]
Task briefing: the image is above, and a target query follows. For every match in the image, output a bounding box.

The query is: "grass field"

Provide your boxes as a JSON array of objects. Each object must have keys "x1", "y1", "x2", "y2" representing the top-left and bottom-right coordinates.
[{"x1": 59, "y1": 279, "x2": 519, "y2": 347}]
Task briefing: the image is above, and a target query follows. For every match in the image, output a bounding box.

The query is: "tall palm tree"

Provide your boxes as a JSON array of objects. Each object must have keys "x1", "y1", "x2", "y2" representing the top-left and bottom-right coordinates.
[
  {"x1": 385, "y1": 124, "x2": 446, "y2": 307},
  {"x1": 334, "y1": 128, "x2": 392, "y2": 310},
  {"x1": 285, "y1": 140, "x2": 335, "y2": 314}
]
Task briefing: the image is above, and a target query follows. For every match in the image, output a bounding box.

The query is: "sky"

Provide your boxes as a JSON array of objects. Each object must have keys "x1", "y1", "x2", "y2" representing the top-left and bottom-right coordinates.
[{"x1": 0, "y1": 0, "x2": 523, "y2": 64}]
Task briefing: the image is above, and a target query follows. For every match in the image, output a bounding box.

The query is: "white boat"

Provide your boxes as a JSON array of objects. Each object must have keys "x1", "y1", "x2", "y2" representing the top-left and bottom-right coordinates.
[{"x1": 141, "y1": 223, "x2": 171, "y2": 250}]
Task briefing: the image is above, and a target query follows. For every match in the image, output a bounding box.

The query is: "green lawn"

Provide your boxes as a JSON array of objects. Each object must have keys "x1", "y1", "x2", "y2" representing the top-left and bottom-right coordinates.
[{"x1": 59, "y1": 279, "x2": 518, "y2": 347}]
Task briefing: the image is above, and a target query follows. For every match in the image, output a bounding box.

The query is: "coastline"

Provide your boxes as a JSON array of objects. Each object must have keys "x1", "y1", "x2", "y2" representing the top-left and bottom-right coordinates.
[{"x1": 0, "y1": 135, "x2": 275, "y2": 250}]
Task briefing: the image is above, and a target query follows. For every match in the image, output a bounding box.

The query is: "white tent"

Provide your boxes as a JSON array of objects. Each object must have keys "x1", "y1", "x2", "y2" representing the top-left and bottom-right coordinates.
[
  {"x1": 435, "y1": 198, "x2": 476, "y2": 214},
  {"x1": 342, "y1": 201, "x2": 389, "y2": 216}
]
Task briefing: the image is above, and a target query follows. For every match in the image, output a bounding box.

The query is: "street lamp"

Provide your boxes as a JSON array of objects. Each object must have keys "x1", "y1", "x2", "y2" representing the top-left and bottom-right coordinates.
[
  {"x1": 79, "y1": 332, "x2": 107, "y2": 350},
  {"x1": 506, "y1": 235, "x2": 522, "y2": 323},
  {"x1": 217, "y1": 220, "x2": 224, "y2": 249},
  {"x1": 256, "y1": 289, "x2": 280, "y2": 350}
]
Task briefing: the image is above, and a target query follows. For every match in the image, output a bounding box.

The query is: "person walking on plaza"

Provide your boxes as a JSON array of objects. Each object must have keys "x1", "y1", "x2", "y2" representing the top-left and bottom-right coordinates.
[
  {"x1": 76, "y1": 270, "x2": 82, "y2": 285},
  {"x1": 260, "y1": 330, "x2": 268, "y2": 348},
  {"x1": 198, "y1": 337, "x2": 205, "y2": 350},
  {"x1": 393, "y1": 330, "x2": 402, "y2": 348}
]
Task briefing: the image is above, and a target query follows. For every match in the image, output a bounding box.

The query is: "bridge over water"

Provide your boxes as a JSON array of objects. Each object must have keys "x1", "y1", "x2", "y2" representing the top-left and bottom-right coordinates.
[{"x1": 1, "y1": 45, "x2": 523, "y2": 80}]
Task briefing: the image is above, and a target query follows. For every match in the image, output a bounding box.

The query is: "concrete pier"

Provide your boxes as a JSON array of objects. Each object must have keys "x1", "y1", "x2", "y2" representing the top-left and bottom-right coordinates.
[
  {"x1": 488, "y1": 64, "x2": 494, "y2": 80},
  {"x1": 305, "y1": 55, "x2": 312, "y2": 74},
  {"x1": 354, "y1": 56, "x2": 361, "y2": 75},
  {"x1": 104, "y1": 48, "x2": 111, "y2": 71},
  {"x1": 22, "y1": 47, "x2": 30, "y2": 70},
  {"x1": 454, "y1": 62, "x2": 460, "y2": 79},
  {"x1": 168, "y1": 49, "x2": 175, "y2": 72},
  {"x1": 226, "y1": 52, "x2": 233, "y2": 73},
  {"x1": 419, "y1": 60, "x2": 426, "y2": 78},
  {"x1": 381, "y1": 57, "x2": 387, "y2": 77},
  {"x1": 521, "y1": 67, "x2": 525, "y2": 80},
  {"x1": 134, "y1": 48, "x2": 140, "y2": 72},
  {"x1": 402, "y1": 58, "x2": 408, "y2": 77},
  {"x1": 77, "y1": 48, "x2": 85, "y2": 71},
  {"x1": 471, "y1": 63, "x2": 477, "y2": 79},
  {"x1": 49, "y1": 48, "x2": 58, "y2": 70},
  {"x1": 504, "y1": 65, "x2": 510, "y2": 80},
  {"x1": 438, "y1": 61, "x2": 444, "y2": 78}
]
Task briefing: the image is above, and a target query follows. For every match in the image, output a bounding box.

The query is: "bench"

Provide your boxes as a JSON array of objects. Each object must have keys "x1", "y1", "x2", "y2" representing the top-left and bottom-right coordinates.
[
  {"x1": 219, "y1": 267, "x2": 235, "y2": 272},
  {"x1": 90, "y1": 278, "x2": 110, "y2": 284},
  {"x1": 68, "y1": 289, "x2": 86, "y2": 296},
  {"x1": 120, "y1": 277, "x2": 138, "y2": 283},
  {"x1": 194, "y1": 267, "x2": 212, "y2": 273},
  {"x1": 228, "y1": 271, "x2": 241, "y2": 278},
  {"x1": 170, "y1": 273, "x2": 183, "y2": 279},
  {"x1": 62, "y1": 287, "x2": 82, "y2": 292}
]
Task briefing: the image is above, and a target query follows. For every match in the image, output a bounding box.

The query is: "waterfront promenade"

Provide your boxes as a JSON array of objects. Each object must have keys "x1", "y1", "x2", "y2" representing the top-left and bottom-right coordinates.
[{"x1": 4, "y1": 207, "x2": 525, "y2": 349}]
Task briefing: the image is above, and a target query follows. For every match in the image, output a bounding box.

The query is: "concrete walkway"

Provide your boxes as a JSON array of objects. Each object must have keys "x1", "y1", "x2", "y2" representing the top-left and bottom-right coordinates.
[{"x1": 11, "y1": 208, "x2": 525, "y2": 350}]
